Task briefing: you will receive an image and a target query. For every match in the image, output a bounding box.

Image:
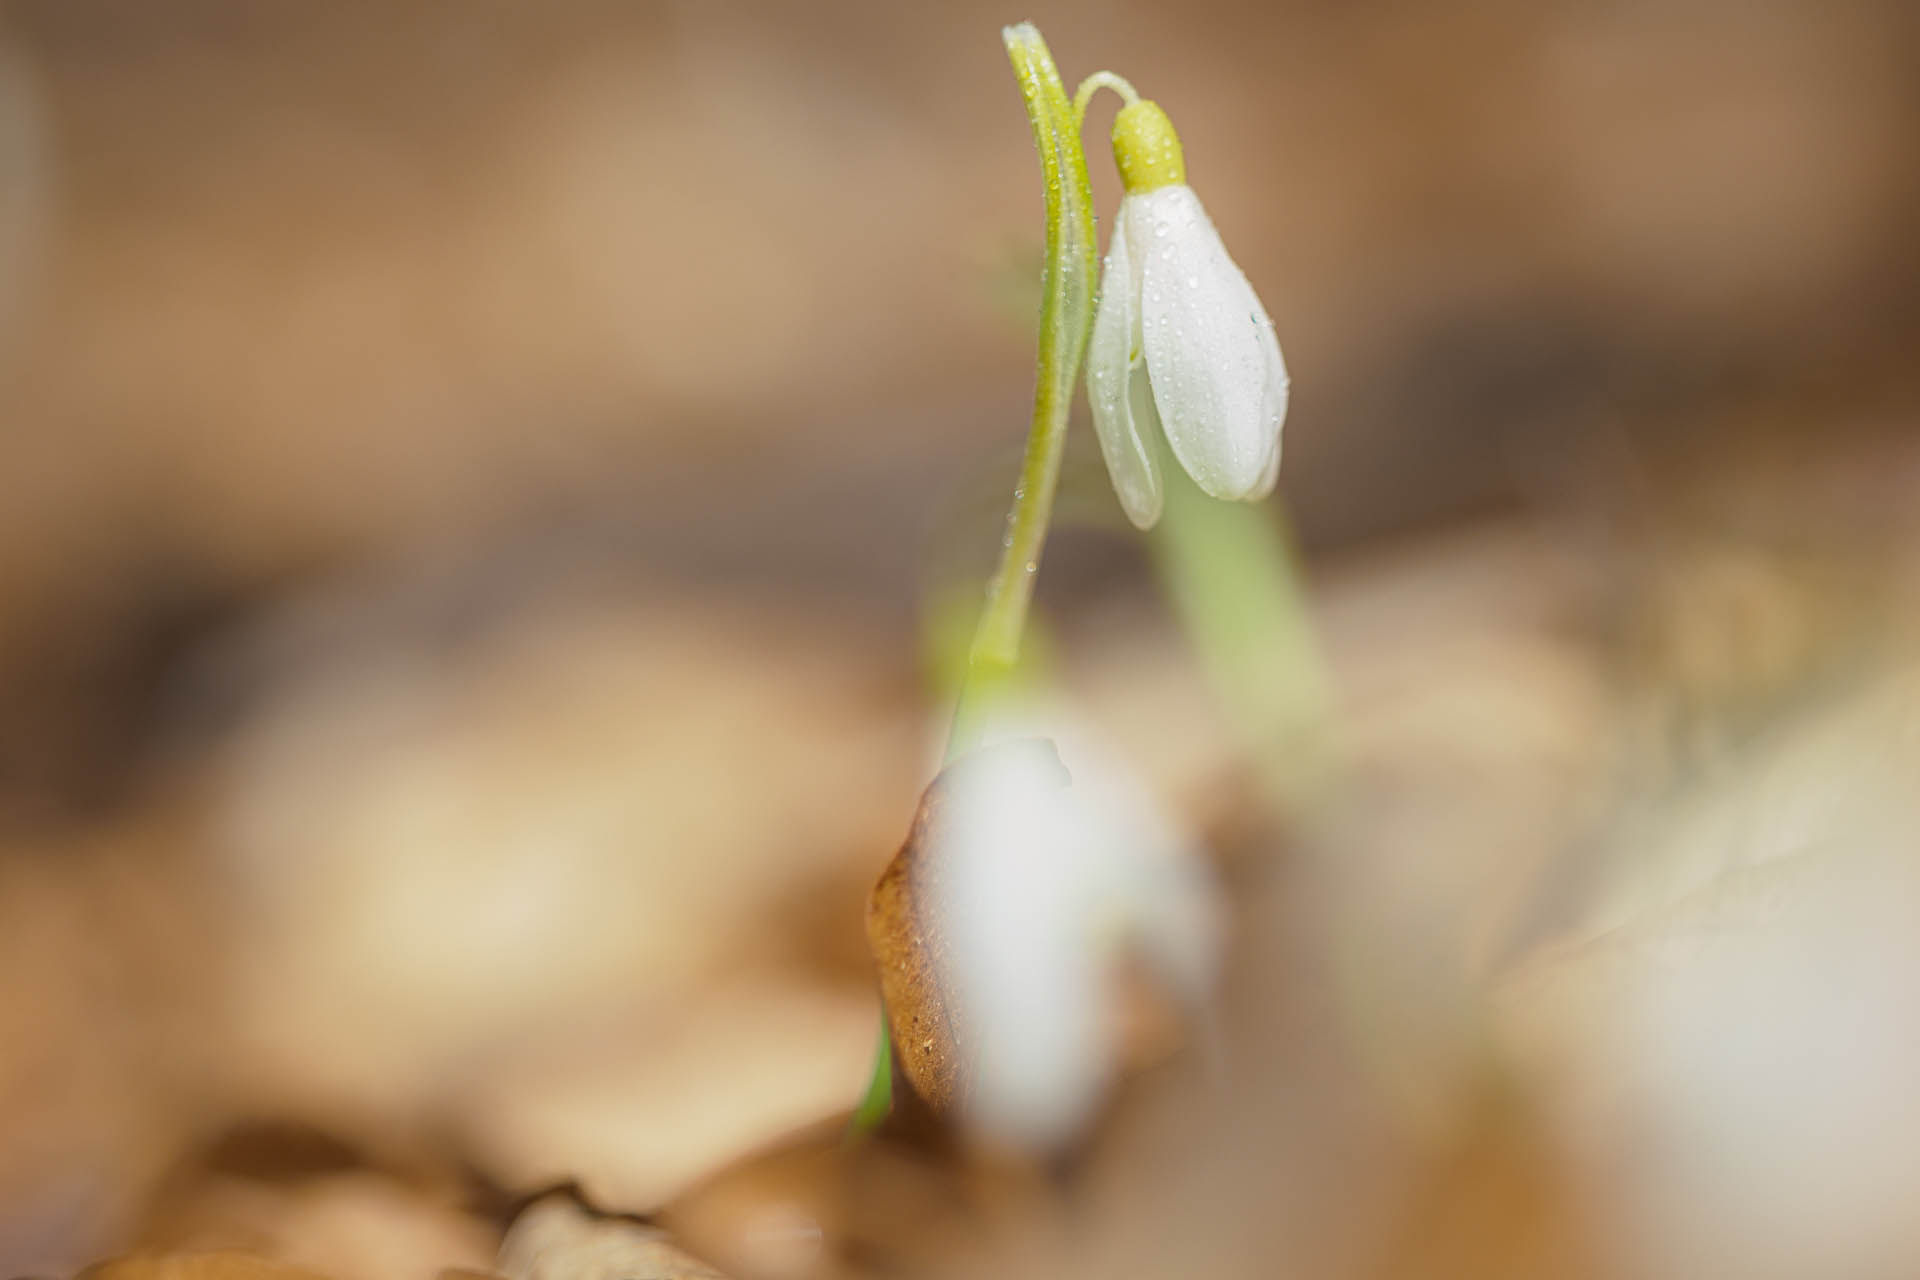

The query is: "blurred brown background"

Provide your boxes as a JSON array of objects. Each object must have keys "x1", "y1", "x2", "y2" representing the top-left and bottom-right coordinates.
[
  {"x1": 3, "y1": 0, "x2": 1914, "y2": 817},
  {"x1": 1, "y1": 2, "x2": 1918, "y2": 1278}
]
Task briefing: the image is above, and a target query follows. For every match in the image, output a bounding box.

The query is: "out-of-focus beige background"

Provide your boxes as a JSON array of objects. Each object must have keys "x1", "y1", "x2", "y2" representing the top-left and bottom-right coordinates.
[{"x1": 1, "y1": 2, "x2": 1918, "y2": 1278}]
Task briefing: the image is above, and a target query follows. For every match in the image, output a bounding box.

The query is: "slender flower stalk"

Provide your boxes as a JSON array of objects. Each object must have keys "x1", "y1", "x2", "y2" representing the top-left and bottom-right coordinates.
[
  {"x1": 1147, "y1": 462, "x2": 1330, "y2": 809},
  {"x1": 1071, "y1": 70, "x2": 1140, "y2": 126},
  {"x1": 946, "y1": 22, "x2": 1099, "y2": 757}
]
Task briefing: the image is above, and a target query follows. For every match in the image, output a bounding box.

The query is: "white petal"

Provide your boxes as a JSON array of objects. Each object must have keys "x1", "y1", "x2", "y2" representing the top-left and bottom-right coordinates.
[
  {"x1": 1131, "y1": 185, "x2": 1287, "y2": 502},
  {"x1": 937, "y1": 743, "x2": 1112, "y2": 1149},
  {"x1": 1249, "y1": 286, "x2": 1289, "y2": 500},
  {"x1": 934, "y1": 736, "x2": 1222, "y2": 1151},
  {"x1": 1086, "y1": 200, "x2": 1164, "y2": 529},
  {"x1": 1251, "y1": 424, "x2": 1282, "y2": 501}
]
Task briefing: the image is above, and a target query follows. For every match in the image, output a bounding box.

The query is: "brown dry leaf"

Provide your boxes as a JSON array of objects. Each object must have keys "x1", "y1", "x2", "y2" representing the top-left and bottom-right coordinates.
[
  {"x1": 78, "y1": 1251, "x2": 336, "y2": 1280},
  {"x1": 460, "y1": 979, "x2": 874, "y2": 1210},
  {"x1": 0, "y1": 834, "x2": 221, "y2": 1278},
  {"x1": 198, "y1": 587, "x2": 912, "y2": 1199},
  {"x1": 497, "y1": 1198, "x2": 728, "y2": 1280},
  {"x1": 139, "y1": 1171, "x2": 497, "y2": 1280},
  {"x1": 863, "y1": 792, "x2": 959, "y2": 1116}
]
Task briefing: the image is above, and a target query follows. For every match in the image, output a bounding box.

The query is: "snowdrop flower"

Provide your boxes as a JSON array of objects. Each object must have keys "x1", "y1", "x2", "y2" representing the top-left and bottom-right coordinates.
[
  {"x1": 1086, "y1": 95, "x2": 1288, "y2": 529},
  {"x1": 935, "y1": 739, "x2": 1221, "y2": 1150}
]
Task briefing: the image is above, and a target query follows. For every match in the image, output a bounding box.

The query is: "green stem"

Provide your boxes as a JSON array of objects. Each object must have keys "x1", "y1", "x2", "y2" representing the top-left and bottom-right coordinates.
[
  {"x1": 1147, "y1": 465, "x2": 1332, "y2": 808},
  {"x1": 947, "y1": 22, "x2": 1098, "y2": 758},
  {"x1": 1071, "y1": 70, "x2": 1140, "y2": 129},
  {"x1": 846, "y1": 1015, "x2": 892, "y2": 1137},
  {"x1": 850, "y1": 21, "x2": 1099, "y2": 1135}
]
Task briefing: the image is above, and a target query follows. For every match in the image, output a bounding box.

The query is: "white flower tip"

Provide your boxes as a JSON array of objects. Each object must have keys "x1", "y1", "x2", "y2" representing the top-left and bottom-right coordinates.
[
  {"x1": 1087, "y1": 215, "x2": 1166, "y2": 529},
  {"x1": 1001, "y1": 21, "x2": 1042, "y2": 51},
  {"x1": 1249, "y1": 437, "x2": 1283, "y2": 502}
]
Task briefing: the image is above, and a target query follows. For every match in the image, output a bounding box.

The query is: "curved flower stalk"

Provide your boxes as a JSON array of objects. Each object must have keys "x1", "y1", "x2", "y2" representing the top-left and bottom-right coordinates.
[{"x1": 1085, "y1": 94, "x2": 1290, "y2": 529}]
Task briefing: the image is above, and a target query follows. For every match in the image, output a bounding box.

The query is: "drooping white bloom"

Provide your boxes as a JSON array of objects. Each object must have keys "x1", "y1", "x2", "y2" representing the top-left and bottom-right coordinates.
[
  {"x1": 934, "y1": 737, "x2": 1221, "y2": 1149},
  {"x1": 1086, "y1": 100, "x2": 1288, "y2": 529}
]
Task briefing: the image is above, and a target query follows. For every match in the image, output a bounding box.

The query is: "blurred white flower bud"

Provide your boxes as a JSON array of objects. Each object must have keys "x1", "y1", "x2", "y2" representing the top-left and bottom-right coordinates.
[{"x1": 933, "y1": 739, "x2": 1221, "y2": 1149}]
